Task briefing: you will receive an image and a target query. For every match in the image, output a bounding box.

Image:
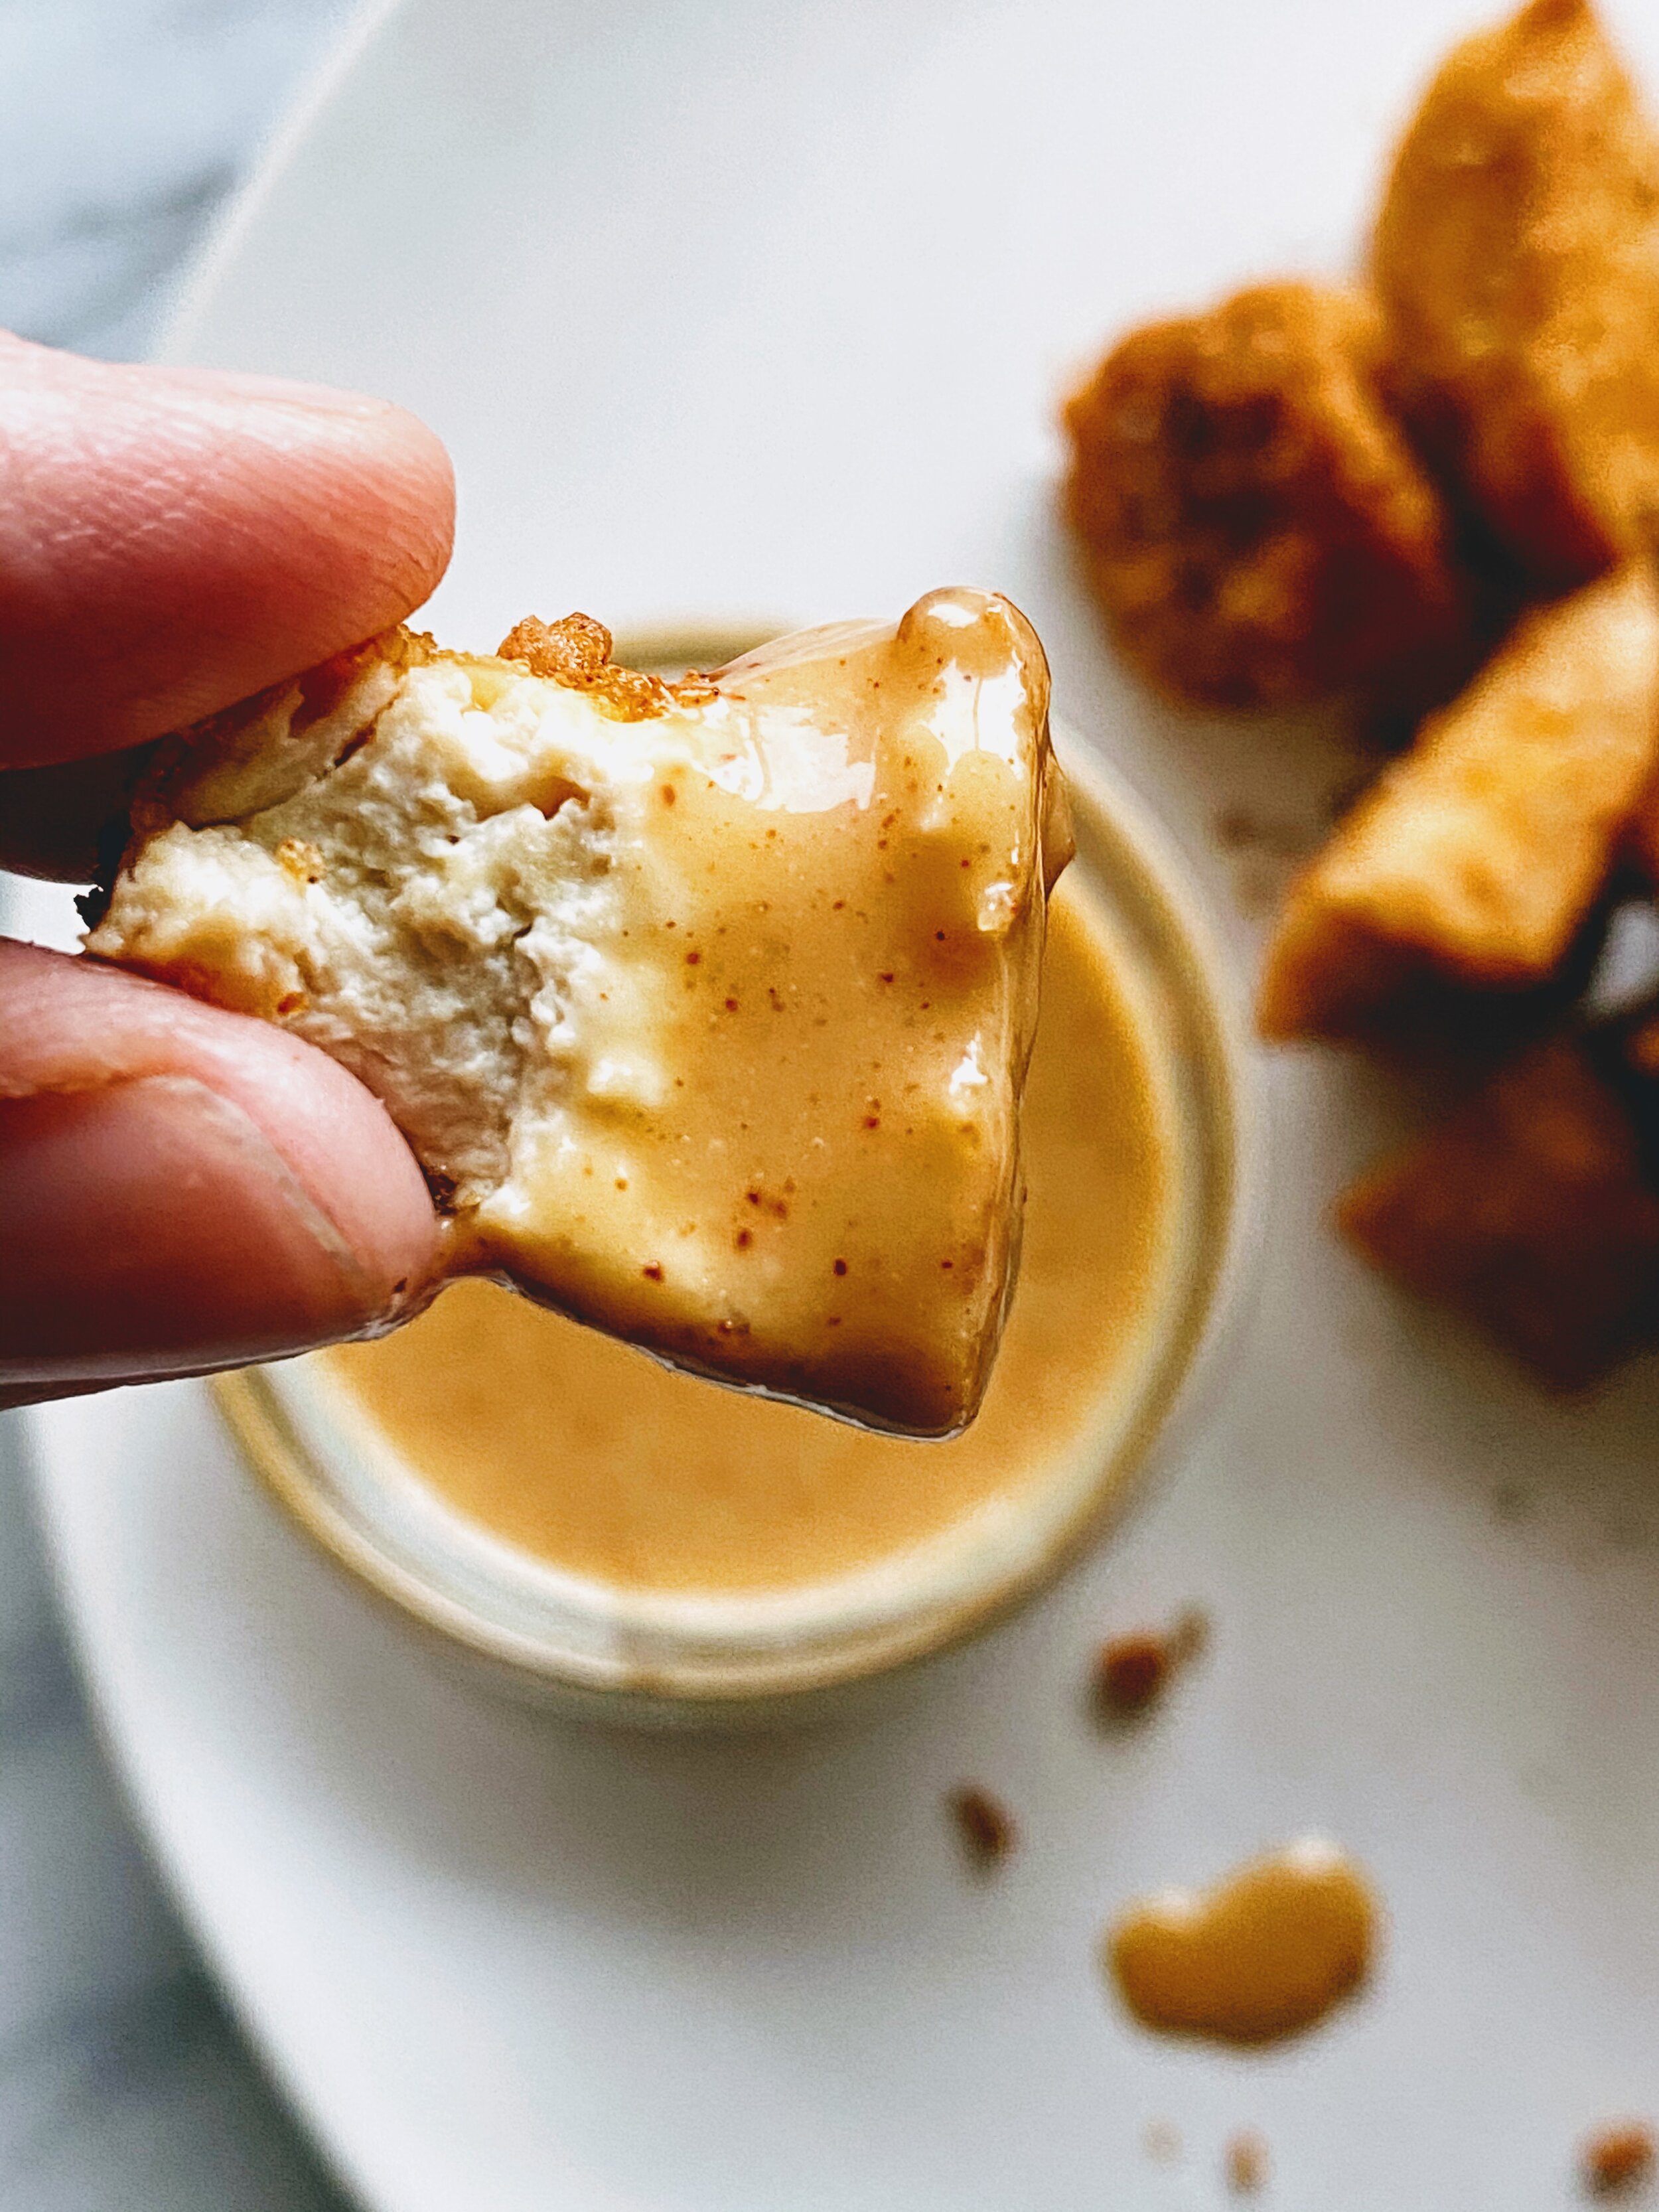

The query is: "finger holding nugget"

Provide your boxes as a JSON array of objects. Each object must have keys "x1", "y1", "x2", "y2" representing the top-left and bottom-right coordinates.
[{"x1": 0, "y1": 334, "x2": 454, "y2": 1403}]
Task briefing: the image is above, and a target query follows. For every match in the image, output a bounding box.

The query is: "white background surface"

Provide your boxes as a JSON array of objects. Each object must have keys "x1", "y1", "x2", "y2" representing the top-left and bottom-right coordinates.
[
  {"x1": 18, "y1": 1, "x2": 1659, "y2": 2208},
  {"x1": 0, "y1": 3, "x2": 361, "y2": 2204}
]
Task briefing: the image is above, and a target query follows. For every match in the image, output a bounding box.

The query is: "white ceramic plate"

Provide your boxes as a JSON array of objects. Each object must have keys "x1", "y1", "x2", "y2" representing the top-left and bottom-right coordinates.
[{"x1": 19, "y1": 0, "x2": 1659, "y2": 2204}]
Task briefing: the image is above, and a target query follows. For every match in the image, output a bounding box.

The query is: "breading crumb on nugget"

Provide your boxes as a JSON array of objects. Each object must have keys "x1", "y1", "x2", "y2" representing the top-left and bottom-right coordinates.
[
  {"x1": 1062, "y1": 281, "x2": 1469, "y2": 710},
  {"x1": 1374, "y1": 0, "x2": 1659, "y2": 586},
  {"x1": 1340, "y1": 1034, "x2": 1659, "y2": 1386},
  {"x1": 1258, "y1": 565, "x2": 1659, "y2": 1041},
  {"x1": 88, "y1": 592, "x2": 1068, "y2": 1437}
]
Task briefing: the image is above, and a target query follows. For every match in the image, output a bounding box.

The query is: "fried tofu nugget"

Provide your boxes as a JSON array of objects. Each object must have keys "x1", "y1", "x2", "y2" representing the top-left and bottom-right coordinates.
[
  {"x1": 1258, "y1": 564, "x2": 1659, "y2": 1041},
  {"x1": 1374, "y1": 0, "x2": 1659, "y2": 587},
  {"x1": 88, "y1": 593, "x2": 1066, "y2": 1438},
  {"x1": 1340, "y1": 1035, "x2": 1659, "y2": 1386},
  {"x1": 1061, "y1": 281, "x2": 1469, "y2": 710}
]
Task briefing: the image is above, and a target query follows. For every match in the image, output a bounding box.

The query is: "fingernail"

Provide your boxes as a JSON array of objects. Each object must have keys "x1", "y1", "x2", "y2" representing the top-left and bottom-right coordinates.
[
  {"x1": 159, "y1": 360, "x2": 411, "y2": 422},
  {"x1": 0, "y1": 1074, "x2": 411, "y2": 1390}
]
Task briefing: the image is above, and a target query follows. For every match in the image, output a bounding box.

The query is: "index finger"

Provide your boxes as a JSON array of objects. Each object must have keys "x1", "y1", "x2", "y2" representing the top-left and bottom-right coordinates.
[{"x1": 0, "y1": 332, "x2": 455, "y2": 771}]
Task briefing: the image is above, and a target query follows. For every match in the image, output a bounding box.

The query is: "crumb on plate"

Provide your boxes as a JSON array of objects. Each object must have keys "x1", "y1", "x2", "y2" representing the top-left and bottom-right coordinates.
[
  {"x1": 1095, "y1": 1607, "x2": 1209, "y2": 1720},
  {"x1": 1226, "y1": 2129, "x2": 1271, "y2": 2195},
  {"x1": 1583, "y1": 2121, "x2": 1656, "y2": 2197},
  {"x1": 948, "y1": 1785, "x2": 1017, "y2": 1870}
]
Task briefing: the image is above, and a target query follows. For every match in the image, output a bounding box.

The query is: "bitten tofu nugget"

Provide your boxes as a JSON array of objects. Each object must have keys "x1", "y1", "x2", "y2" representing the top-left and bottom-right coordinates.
[
  {"x1": 89, "y1": 590, "x2": 1071, "y2": 1438},
  {"x1": 1258, "y1": 565, "x2": 1659, "y2": 1041},
  {"x1": 1340, "y1": 1035, "x2": 1659, "y2": 1386},
  {"x1": 1061, "y1": 282, "x2": 1468, "y2": 710},
  {"x1": 1374, "y1": 0, "x2": 1659, "y2": 586}
]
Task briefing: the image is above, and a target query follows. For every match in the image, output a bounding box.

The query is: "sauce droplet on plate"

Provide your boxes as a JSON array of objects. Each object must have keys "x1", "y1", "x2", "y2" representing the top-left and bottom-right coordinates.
[{"x1": 1104, "y1": 1837, "x2": 1378, "y2": 2045}]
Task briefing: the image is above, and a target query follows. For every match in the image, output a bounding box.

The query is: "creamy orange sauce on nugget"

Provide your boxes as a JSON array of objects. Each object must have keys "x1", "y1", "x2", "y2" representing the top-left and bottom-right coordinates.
[
  {"x1": 317, "y1": 888, "x2": 1168, "y2": 1593},
  {"x1": 484, "y1": 593, "x2": 1067, "y2": 1436}
]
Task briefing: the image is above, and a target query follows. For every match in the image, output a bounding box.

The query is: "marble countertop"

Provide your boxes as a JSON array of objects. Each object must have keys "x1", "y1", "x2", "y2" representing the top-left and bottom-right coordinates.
[{"x1": 1, "y1": 5, "x2": 367, "y2": 2202}]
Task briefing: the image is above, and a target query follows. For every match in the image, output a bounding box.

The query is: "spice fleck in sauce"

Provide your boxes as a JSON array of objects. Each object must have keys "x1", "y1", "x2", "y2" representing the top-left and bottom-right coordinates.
[
  {"x1": 1106, "y1": 1838, "x2": 1378, "y2": 2046},
  {"x1": 317, "y1": 885, "x2": 1168, "y2": 1594}
]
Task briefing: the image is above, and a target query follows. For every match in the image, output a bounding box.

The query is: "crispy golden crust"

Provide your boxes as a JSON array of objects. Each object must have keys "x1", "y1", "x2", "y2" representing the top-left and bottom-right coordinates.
[
  {"x1": 1258, "y1": 565, "x2": 1659, "y2": 1041},
  {"x1": 496, "y1": 613, "x2": 719, "y2": 719},
  {"x1": 125, "y1": 617, "x2": 707, "y2": 836},
  {"x1": 128, "y1": 628, "x2": 425, "y2": 838},
  {"x1": 1062, "y1": 282, "x2": 1469, "y2": 710},
  {"x1": 1339, "y1": 1035, "x2": 1659, "y2": 1386},
  {"x1": 1373, "y1": 0, "x2": 1659, "y2": 585},
  {"x1": 85, "y1": 618, "x2": 706, "y2": 956}
]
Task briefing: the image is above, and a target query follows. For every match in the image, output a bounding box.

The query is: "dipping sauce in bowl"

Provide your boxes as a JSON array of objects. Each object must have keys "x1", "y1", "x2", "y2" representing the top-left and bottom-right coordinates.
[
  {"x1": 216, "y1": 739, "x2": 1248, "y2": 1720},
  {"x1": 317, "y1": 890, "x2": 1165, "y2": 1594}
]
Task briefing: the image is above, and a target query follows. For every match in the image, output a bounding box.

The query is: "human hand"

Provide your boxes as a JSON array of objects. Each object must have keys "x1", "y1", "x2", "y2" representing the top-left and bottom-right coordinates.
[{"x1": 0, "y1": 333, "x2": 453, "y2": 1409}]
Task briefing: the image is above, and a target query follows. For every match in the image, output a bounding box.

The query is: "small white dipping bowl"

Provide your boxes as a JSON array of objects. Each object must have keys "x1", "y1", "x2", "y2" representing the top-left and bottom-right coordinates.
[{"x1": 214, "y1": 707, "x2": 1256, "y2": 1727}]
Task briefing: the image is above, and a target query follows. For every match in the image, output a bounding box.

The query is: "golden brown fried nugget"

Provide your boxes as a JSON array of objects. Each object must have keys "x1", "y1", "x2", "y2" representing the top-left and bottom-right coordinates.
[
  {"x1": 1340, "y1": 1036, "x2": 1659, "y2": 1386},
  {"x1": 1374, "y1": 0, "x2": 1659, "y2": 586},
  {"x1": 1061, "y1": 282, "x2": 1468, "y2": 710},
  {"x1": 1258, "y1": 565, "x2": 1659, "y2": 1041}
]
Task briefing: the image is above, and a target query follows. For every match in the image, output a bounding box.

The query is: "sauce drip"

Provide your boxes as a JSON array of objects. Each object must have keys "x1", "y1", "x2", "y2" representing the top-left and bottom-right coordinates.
[
  {"x1": 1106, "y1": 1838, "x2": 1379, "y2": 2046},
  {"x1": 317, "y1": 885, "x2": 1169, "y2": 1594}
]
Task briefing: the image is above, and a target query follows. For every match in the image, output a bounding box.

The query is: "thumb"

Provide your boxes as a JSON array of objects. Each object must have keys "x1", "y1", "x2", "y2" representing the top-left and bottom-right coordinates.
[{"x1": 0, "y1": 942, "x2": 440, "y2": 1400}]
